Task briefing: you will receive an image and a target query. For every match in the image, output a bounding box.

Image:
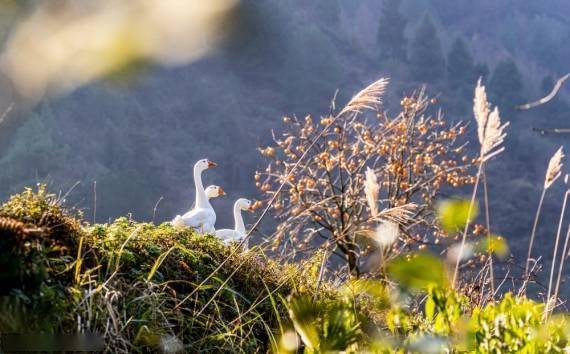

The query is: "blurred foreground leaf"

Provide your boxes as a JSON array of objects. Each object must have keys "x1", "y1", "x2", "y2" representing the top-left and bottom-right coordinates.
[
  {"x1": 475, "y1": 236, "x2": 509, "y2": 259},
  {"x1": 437, "y1": 199, "x2": 478, "y2": 233},
  {"x1": 287, "y1": 295, "x2": 360, "y2": 353},
  {"x1": 387, "y1": 253, "x2": 449, "y2": 291},
  {"x1": 287, "y1": 296, "x2": 320, "y2": 350},
  {"x1": 343, "y1": 279, "x2": 390, "y2": 310}
]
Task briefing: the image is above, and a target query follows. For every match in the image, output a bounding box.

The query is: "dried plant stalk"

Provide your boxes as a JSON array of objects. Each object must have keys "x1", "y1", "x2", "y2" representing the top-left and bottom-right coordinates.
[
  {"x1": 453, "y1": 79, "x2": 507, "y2": 287},
  {"x1": 525, "y1": 148, "x2": 564, "y2": 279}
]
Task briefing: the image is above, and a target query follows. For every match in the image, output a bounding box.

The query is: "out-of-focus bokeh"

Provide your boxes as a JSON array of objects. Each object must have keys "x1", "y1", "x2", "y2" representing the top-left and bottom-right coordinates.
[{"x1": 1, "y1": 0, "x2": 239, "y2": 100}]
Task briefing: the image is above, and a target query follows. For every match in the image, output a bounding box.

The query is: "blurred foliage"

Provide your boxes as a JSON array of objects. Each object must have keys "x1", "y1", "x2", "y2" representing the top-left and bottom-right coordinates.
[
  {"x1": 468, "y1": 295, "x2": 569, "y2": 352},
  {"x1": 277, "y1": 198, "x2": 565, "y2": 352},
  {"x1": 437, "y1": 198, "x2": 478, "y2": 233},
  {"x1": 387, "y1": 253, "x2": 449, "y2": 291},
  {"x1": 281, "y1": 254, "x2": 570, "y2": 352},
  {"x1": 474, "y1": 235, "x2": 509, "y2": 259}
]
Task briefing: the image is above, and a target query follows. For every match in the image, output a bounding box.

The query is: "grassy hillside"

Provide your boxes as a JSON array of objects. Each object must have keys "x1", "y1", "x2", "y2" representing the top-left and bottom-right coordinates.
[
  {"x1": 2, "y1": 186, "x2": 569, "y2": 353},
  {"x1": 0, "y1": 185, "x2": 345, "y2": 352}
]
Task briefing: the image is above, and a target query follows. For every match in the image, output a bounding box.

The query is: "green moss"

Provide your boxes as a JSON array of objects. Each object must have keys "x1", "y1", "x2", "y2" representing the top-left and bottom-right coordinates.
[{"x1": 0, "y1": 185, "x2": 334, "y2": 353}]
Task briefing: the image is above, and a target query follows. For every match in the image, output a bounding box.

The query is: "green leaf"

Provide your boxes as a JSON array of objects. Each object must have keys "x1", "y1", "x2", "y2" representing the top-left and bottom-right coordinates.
[
  {"x1": 287, "y1": 296, "x2": 320, "y2": 350},
  {"x1": 343, "y1": 279, "x2": 390, "y2": 311},
  {"x1": 425, "y1": 296, "x2": 436, "y2": 319},
  {"x1": 474, "y1": 236, "x2": 509, "y2": 259},
  {"x1": 387, "y1": 252, "x2": 449, "y2": 291},
  {"x1": 437, "y1": 199, "x2": 478, "y2": 233}
]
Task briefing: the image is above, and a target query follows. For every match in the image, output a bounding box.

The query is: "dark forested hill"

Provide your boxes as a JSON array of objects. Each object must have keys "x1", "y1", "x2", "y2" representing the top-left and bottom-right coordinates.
[{"x1": 0, "y1": 0, "x2": 568, "y2": 267}]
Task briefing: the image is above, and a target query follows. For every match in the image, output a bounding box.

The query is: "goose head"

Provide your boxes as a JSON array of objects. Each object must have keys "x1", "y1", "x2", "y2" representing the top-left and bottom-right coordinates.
[
  {"x1": 205, "y1": 185, "x2": 226, "y2": 199},
  {"x1": 235, "y1": 198, "x2": 253, "y2": 211},
  {"x1": 194, "y1": 158, "x2": 217, "y2": 172}
]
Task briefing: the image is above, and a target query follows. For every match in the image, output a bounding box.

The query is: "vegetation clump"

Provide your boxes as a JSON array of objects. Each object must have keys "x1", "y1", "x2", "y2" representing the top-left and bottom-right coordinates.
[{"x1": 0, "y1": 185, "x2": 345, "y2": 353}]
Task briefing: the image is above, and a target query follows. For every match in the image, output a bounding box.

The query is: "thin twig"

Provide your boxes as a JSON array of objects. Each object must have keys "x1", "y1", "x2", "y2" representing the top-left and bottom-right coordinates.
[
  {"x1": 546, "y1": 190, "x2": 570, "y2": 318},
  {"x1": 482, "y1": 167, "x2": 495, "y2": 297},
  {"x1": 453, "y1": 162, "x2": 482, "y2": 287},
  {"x1": 526, "y1": 188, "x2": 546, "y2": 279}
]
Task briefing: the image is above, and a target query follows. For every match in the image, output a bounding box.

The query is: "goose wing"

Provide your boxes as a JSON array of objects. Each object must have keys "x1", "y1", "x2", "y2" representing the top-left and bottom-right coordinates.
[
  {"x1": 180, "y1": 208, "x2": 216, "y2": 231},
  {"x1": 215, "y1": 229, "x2": 247, "y2": 247},
  {"x1": 215, "y1": 229, "x2": 236, "y2": 244}
]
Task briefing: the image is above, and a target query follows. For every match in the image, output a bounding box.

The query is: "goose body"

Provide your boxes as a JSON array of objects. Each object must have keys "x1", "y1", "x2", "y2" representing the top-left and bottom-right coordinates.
[
  {"x1": 172, "y1": 185, "x2": 225, "y2": 231},
  {"x1": 216, "y1": 198, "x2": 252, "y2": 248},
  {"x1": 171, "y1": 159, "x2": 219, "y2": 233}
]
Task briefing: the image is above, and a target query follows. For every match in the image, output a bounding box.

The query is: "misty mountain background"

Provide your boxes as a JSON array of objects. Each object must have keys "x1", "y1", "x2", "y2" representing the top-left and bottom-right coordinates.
[{"x1": 0, "y1": 0, "x2": 569, "y2": 284}]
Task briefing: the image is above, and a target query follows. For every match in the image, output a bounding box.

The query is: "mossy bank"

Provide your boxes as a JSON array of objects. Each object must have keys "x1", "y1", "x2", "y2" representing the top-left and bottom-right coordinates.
[{"x1": 0, "y1": 185, "x2": 336, "y2": 353}]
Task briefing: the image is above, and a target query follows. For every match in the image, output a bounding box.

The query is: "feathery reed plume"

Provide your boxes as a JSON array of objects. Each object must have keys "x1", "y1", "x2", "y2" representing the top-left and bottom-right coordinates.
[
  {"x1": 474, "y1": 79, "x2": 510, "y2": 162},
  {"x1": 545, "y1": 147, "x2": 564, "y2": 189},
  {"x1": 364, "y1": 167, "x2": 380, "y2": 217},
  {"x1": 525, "y1": 148, "x2": 564, "y2": 279},
  {"x1": 339, "y1": 78, "x2": 389, "y2": 117},
  {"x1": 373, "y1": 203, "x2": 417, "y2": 225},
  {"x1": 453, "y1": 79, "x2": 508, "y2": 287},
  {"x1": 473, "y1": 79, "x2": 491, "y2": 141}
]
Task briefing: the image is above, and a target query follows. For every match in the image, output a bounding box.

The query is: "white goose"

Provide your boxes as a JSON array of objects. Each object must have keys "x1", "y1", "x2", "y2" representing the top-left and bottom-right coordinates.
[
  {"x1": 216, "y1": 198, "x2": 253, "y2": 248},
  {"x1": 172, "y1": 185, "x2": 225, "y2": 229},
  {"x1": 171, "y1": 159, "x2": 219, "y2": 233}
]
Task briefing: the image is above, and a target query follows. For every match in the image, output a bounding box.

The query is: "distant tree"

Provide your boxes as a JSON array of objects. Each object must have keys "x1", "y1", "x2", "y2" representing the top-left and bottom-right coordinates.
[
  {"x1": 489, "y1": 59, "x2": 524, "y2": 111},
  {"x1": 410, "y1": 17, "x2": 445, "y2": 83},
  {"x1": 446, "y1": 37, "x2": 476, "y2": 89},
  {"x1": 377, "y1": 0, "x2": 407, "y2": 61}
]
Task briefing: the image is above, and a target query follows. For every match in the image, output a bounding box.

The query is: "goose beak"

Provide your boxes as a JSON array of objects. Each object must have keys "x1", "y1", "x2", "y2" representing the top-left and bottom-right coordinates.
[
  {"x1": 218, "y1": 187, "x2": 226, "y2": 196},
  {"x1": 207, "y1": 160, "x2": 217, "y2": 168}
]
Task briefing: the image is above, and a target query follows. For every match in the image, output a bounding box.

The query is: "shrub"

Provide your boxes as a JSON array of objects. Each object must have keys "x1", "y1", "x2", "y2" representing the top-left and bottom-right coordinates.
[{"x1": 257, "y1": 80, "x2": 474, "y2": 276}]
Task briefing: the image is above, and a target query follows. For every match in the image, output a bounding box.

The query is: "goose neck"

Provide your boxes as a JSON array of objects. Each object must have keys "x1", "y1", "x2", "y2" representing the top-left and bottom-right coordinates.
[
  {"x1": 194, "y1": 166, "x2": 209, "y2": 208},
  {"x1": 233, "y1": 203, "x2": 246, "y2": 234}
]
